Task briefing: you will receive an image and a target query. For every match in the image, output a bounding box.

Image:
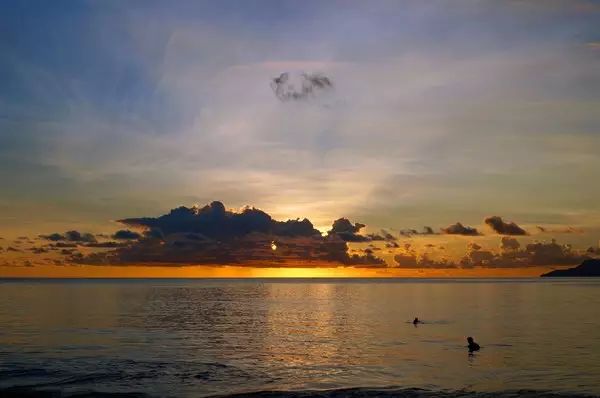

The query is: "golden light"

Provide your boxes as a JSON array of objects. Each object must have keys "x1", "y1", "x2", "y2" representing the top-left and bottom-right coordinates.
[{"x1": 271, "y1": 241, "x2": 277, "y2": 251}]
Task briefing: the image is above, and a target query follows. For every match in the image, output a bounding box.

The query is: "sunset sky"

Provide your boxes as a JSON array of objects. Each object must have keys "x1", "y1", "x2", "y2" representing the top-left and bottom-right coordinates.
[{"x1": 1, "y1": 0, "x2": 599, "y2": 277}]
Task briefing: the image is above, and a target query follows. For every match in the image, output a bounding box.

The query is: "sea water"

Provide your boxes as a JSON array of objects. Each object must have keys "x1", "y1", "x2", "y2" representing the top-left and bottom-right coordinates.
[{"x1": 1, "y1": 278, "x2": 599, "y2": 397}]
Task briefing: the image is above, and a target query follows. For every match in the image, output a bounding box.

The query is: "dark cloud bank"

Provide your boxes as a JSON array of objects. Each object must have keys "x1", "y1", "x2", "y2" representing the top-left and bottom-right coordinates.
[
  {"x1": 31, "y1": 204, "x2": 595, "y2": 270},
  {"x1": 70, "y1": 201, "x2": 385, "y2": 268}
]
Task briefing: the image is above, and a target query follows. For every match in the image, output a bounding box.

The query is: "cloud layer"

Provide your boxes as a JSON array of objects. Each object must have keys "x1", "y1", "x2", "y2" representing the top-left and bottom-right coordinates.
[
  {"x1": 394, "y1": 237, "x2": 588, "y2": 269},
  {"x1": 77, "y1": 201, "x2": 385, "y2": 267}
]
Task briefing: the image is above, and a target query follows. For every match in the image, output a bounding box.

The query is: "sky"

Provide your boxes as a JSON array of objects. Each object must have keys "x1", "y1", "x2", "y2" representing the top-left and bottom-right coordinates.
[{"x1": 1, "y1": 0, "x2": 599, "y2": 277}]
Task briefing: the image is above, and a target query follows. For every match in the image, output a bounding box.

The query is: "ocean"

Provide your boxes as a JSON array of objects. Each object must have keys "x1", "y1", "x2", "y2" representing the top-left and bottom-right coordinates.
[{"x1": 0, "y1": 278, "x2": 599, "y2": 397}]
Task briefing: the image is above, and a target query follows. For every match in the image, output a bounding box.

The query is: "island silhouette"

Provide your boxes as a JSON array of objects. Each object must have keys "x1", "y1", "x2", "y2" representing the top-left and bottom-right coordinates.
[{"x1": 541, "y1": 259, "x2": 600, "y2": 277}]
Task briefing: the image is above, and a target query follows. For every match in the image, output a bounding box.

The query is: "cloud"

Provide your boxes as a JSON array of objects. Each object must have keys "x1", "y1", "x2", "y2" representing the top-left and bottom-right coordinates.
[
  {"x1": 112, "y1": 230, "x2": 142, "y2": 240},
  {"x1": 587, "y1": 246, "x2": 600, "y2": 255},
  {"x1": 484, "y1": 216, "x2": 527, "y2": 235},
  {"x1": 393, "y1": 242, "x2": 457, "y2": 269},
  {"x1": 394, "y1": 253, "x2": 457, "y2": 269},
  {"x1": 75, "y1": 201, "x2": 385, "y2": 268},
  {"x1": 463, "y1": 238, "x2": 586, "y2": 268},
  {"x1": 441, "y1": 222, "x2": 481, "y2": 236},
  {"x1": 524, "y1": 240, "x2": 585, "y2": 266},
  {"x1": 120, "y1": 201, "x2": 322, "y2": 240},
  {"x1": 39, "y1": 233, "x2": 65, "y2": 242},
  {"x1": 48, "y1": 242, "x2": 78, "y2": 248},
  {"x1": 84, "y1": 241, "x2": 127, "y2": 248},
  {"x1": 399, "y1": 226, "x2": 438, "y2": 237},
  {"x1": 328, "y1": 217, "x2": 369, "y2": 242},
  {"x1": 393, "y1": 237, "x2": 587, "y2": 269},
  {"x1": 500, "y1": 236, "x2": 521, "y2": 251},
  {"x1": 40, "y1": 231, "x2": 97, "y2": 243},
  {"x1": 367, "y1": 229, "x2": 397, "y2": 242},
  {"x1": 271, "y1": 72, "x2": 333, "y2": 102},
  {"x1": 65, "y1": 231, "x2": 97, "y2": 243},
  {"x1": 468, "y1": 242, "x2": 482, "y2": 251},
  {"x1": 536, "y1": 225, "x2": 584, "y2": 234}
]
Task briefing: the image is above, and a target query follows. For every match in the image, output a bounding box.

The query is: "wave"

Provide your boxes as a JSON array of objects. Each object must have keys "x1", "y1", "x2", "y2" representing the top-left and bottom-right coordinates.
[
  {"x1": 0, "y1": 386, "x2": 598, "y2": 398},
  {"x1": 212, "y1": 387, "x2": 599, "y2": 398},
  {"x1": 0, "y1": 387, "x2": 149, "y2": 398}
]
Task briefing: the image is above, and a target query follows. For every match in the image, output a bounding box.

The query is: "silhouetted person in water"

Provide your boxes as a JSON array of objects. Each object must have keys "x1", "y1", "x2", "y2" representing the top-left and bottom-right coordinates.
[
  {"x1": 413, "y1": 317, "x2": 421, "y2": 325},
  {"x1": 467, "y1": 336, "x2": 480, "y2": 352}
]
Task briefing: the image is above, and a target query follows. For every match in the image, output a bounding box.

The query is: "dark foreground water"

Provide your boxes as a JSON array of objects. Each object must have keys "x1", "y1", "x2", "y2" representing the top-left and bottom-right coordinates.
[{"x1": 0, "y1": 278, "x2": 599, "y2": 398}]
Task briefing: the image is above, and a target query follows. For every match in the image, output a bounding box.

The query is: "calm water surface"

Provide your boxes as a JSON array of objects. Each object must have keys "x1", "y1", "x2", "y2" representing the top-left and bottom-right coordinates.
[{"x1": 0, "y1": 278, "x2": 599, "y2": 397}]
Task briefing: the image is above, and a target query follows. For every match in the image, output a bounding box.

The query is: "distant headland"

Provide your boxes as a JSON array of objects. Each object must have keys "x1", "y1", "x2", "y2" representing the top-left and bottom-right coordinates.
[{"x1": 541, "y1": 259, "x2": 600, "y2": 277}]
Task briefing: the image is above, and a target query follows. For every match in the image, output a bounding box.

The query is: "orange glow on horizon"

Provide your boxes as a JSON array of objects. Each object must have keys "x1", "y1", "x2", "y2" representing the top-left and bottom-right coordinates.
[{"x1": 0, "y1": 264, "x2": 555, "y2": 278}]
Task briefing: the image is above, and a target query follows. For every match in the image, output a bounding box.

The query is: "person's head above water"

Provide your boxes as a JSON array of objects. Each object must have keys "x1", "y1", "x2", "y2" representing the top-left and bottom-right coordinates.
[
  {"x1": 467, "y1": 336, "x2": 480, "y2": 352},
  {"x1": 413, "y1": 317, "x2": 420, "y2": 324}
]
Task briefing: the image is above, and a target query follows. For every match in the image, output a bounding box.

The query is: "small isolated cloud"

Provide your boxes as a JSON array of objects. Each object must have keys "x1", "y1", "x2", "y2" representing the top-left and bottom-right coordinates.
[
  {"x1": 367, "y1": 229, "x2": 397, "y2": 242},
  {"x1": 271, "y1": 72, "x2": 333, "y2": 101},
  {"x1": 64, "y1": 231, "x2": 97, "y2": 243},
  {"x1": 40, "y1": 231, "x2": 97, "y2": 243},
  {"x1": 39, "y1": 233, "x2": 65, "y2": 241},
  {"x1": 399, "y1": 226, "x2": 438, "y2": 237},
  {"x1": 536, "y1": 226, "x2": 584, "y2": 234},
  {"x1": 441, "y1": 222, "x2": 481, "y2": 236},
  {"x1": 328, "y1": 218, "x2": 369, "y2": 242},
  {"x1": 484, "y1": 216, "x2": 527, "y2": 235}
]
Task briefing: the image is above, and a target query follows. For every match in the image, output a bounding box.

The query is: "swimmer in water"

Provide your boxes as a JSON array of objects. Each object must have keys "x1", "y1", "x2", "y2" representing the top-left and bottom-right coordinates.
[
  {"x1": 467, "y1": 336, "x2": 480, "y2": 352},
  {"x1": 413, "y1": 317, "x2": 421, "y2": 325}
]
